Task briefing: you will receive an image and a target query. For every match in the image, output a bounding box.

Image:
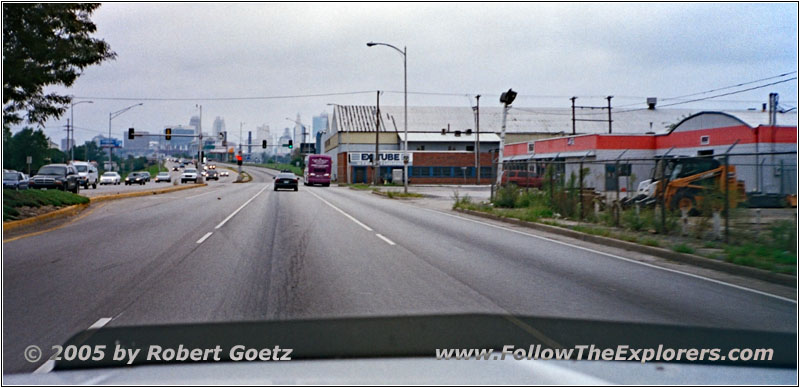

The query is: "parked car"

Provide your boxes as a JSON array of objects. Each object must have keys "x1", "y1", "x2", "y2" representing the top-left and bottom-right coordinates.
[
  {"x1": 29, "y1": 164, "x2": 80, "y2": 193},
  {"x1": 206, "y1": 170, "x2": 219, "y2": 181},
  {"x1": 273, "y1": 172, "x2": 299, "y2": 191},
  {"x1": 181, "y1": 168, "x2": 198, "y2": 183},
  {"x1": 501, "y1": 170, "x2": 544, "y2": 188},
  {"x1": 70, "y1": 161, "x2": 99, "y2": 189},
  {"x1": 125, "y1": 172, "x2": 147, "y2": 185},
  {"x1": 99, "y1": 171, "x2": 121, "y2": 185},
  {"x1": 3, "y1": 170, "x2": 29, "y2": 190},
  {"x1": 155, "y1": 172, "x2": 172, "y2": 183}
]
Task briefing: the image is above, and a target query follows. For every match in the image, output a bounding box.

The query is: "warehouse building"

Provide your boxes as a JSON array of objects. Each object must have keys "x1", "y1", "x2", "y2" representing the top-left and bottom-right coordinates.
[
  {"x1": 503, "y1": 108, "x2": 797, "y2": 196},
  {"x1": 322, "y1": 103, "x2": 705, "y2": 184}
]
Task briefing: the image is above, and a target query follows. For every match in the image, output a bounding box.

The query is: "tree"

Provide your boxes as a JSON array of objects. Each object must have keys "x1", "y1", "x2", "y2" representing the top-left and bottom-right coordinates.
[
  {"x1": 3, "y1": 3, "x2": 115, "y2": 126},
  {"x1": 3, "y1": 127, "x2": 65, "y2": 173}
]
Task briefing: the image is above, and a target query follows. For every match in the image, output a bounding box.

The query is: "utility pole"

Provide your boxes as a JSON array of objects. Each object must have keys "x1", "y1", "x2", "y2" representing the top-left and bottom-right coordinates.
[
  {"x1": 606, "y1": 96, "x2": 613, "y2": 134},
  {"x1": 474, "y1": 94, "x2": 481, "y2": 184},
  {"x1": 570, "y1": 97, "x2": 577, "y2": 135},
  {"x1": 374, "y1": 90, "x2": 381, "y2": 185},
  {"x1": 239, "y1": 122, "x2": 244, "y2": 176},
  {"x1": 65, "y1": 119, "x2": 72, "y2": 162}
]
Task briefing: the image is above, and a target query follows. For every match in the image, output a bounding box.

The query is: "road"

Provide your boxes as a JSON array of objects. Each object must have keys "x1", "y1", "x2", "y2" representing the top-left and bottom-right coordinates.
[{"x1": 3, "y1": 164, "x2": 796, "y2": 373}]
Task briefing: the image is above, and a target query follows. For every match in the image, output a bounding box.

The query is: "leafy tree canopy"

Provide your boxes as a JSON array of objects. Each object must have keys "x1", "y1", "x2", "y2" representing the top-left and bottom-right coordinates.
[{"x1": 3, "y1": 3, "x2": 115, "y2": 126}]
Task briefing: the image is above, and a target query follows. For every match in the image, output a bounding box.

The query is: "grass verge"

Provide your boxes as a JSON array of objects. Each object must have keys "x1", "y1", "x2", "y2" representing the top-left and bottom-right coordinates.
[{"x1": 3, "y1": 189, "x2": 89, "y2": 221}]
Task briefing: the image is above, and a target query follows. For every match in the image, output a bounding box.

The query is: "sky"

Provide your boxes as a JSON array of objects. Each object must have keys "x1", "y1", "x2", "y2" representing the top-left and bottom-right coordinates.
[{"x1": 13, "y1": 2, "x2": 799, "y2": 145}]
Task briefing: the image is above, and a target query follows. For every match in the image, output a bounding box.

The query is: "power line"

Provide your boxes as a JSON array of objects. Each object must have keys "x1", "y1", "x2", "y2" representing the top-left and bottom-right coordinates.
[
  {"x1": 662, "y1": 71, "x2": 797, "y2": 101},
  {"x1": 74, "y1": 90, "x2": 377, "y2": 101}
]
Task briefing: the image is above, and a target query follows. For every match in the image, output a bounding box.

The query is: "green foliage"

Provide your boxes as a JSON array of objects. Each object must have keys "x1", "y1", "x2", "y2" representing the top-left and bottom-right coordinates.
[
  {"x1": 3, "y1": 188, "x2": 89, "y2": 220},
  {"x1": 385, "y1": 191, "x2": 423, "y2": 199},
  {"x1": 493, "y1": 184, "x2": 519, "y2": 208},
  {"x1": 3, "y1": 3, "x2": 116, "y2": 125},
  {"x1": 257, "y1": 162, "x2": 303, "y2": 176},
  {"x1": 769, "y1": 220, "x2": 797, "y2": 254},
  {"x1": 3, "y1": 126, "x2": 65, "y2": 172},
  {"x1": 672, "y1": 243, "x2": 695, "y2": 254},
  {"x1": 621, "y1": 208, "x2": 647, "y2": 231}
]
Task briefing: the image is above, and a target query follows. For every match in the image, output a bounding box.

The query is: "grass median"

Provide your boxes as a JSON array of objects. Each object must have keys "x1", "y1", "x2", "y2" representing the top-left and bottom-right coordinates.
[
  {"x1": 452, "y1": 187, "x2": 796, "y2": 275},
  {"x1": 3, "y1": 189, "x2": 89, "y2": 221}
]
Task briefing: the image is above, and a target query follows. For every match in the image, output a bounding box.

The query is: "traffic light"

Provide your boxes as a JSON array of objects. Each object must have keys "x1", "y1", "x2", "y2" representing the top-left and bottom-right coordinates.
[
  {"x1": 236, "y1": 154, "x2": 242, "y2": 166},
  {"x1": 288, "y1": 139, "x2": 293, "y2": 149},
  {"x1": 165, "y1": 128, "x2": 172, "y2": 140},
  {"x1": 262, "y1": 140, "x2": 267, "y2": 149},
  {"x1": 128, "y1": 128, "x2": 134, "y2": 139}
]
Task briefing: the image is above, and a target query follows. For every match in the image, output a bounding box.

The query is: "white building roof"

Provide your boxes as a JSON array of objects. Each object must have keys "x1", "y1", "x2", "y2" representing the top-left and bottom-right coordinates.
[
  {"x1": 329, "y1": 105, "x2": 796, "y2": 138},
  {"x1": 399, "y1": 132, "x2": 500, "y2": 143}
]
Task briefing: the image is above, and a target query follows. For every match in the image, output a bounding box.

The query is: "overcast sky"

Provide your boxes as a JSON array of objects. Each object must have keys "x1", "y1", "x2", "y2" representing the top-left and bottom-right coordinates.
[{"x1": 19, "y1": 2, "x2": 799, "y2": 145}]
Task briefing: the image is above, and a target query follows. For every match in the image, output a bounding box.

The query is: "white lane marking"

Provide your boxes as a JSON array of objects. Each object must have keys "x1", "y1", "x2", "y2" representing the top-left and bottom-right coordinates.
[
  {"x1": 196, "y1": 232, "x2": 213, "y2": 244},
  {"x1": 421, "y1": 207, "x2": 796, "y2": 304},
  {"x1": 214, "y1": 184, "x2": 269, "y2": 229},
  {"x1": 375, "y1": 233, "x2": 396, "y2": 246},
  {"x1": 306, "y1": 189, "x2": 373, "y2": 231},
  {"x1": 34, "y1": 317, "x2": 113, "y2": 374}
]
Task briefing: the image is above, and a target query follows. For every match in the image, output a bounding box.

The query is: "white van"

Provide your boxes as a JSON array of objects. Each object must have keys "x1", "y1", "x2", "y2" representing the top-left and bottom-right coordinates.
[{"x1": 70, "y1": 161, "x2": 99, "y2": 189}]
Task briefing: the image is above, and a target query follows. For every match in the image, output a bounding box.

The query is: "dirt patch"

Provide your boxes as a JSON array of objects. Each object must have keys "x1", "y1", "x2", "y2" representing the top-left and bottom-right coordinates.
[{"x1": 12, "y1": 205, "x2": 61, "y2": 220}]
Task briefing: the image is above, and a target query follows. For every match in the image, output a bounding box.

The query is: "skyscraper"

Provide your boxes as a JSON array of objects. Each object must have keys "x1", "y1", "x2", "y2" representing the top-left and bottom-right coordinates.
[
  {"x1": 212, "y1": 116, "x2": 226, "y2": 138},
  {"x1": 312, "y1": 112, "x2": 329, "y2": 139},
  {"x1": 189, "y1": 115, "x2": 202, "y2": 134},
  {"x1": 256, "y1": 124, "x2": 271, "y2": 152}
]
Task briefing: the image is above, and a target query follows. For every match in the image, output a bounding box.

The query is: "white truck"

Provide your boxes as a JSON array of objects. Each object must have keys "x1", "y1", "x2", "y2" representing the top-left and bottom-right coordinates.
[{"x1": 70, "y1": 161, "x2": 99, "y2": 189}]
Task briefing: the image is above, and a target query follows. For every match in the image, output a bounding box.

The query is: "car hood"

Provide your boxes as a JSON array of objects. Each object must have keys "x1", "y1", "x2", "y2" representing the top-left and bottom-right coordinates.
[
  {"x1": 43, "y1": 314, "x2": 796, "y2": 372},
  {"x1": 32, "y1": 174, "x2": 64, "y2": 179}
]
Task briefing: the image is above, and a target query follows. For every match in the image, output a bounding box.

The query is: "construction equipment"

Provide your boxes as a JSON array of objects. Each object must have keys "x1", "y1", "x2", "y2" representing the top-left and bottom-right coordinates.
[{"x1": 629, "y1": 157, "x2": 746, "y2": 214}]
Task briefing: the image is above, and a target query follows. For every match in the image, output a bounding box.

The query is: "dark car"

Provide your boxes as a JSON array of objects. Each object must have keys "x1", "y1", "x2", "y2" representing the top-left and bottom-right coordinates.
[
  {"x1": 3, "y1": 170, "x2": 29, "y2": 190},
  {"x1": 29, "y1": 164, "x2": 80, "y2": 193},
  {"x1": 206, "y1": 170, "x2": 219, "y2": 181},
  {"x1": 273, "y1": 172, "x2": 298, "y2": 191},
  {"x1": 125, "y1": 172, "x2": 147, "y2": 185},
  {"x1": 141, "y1": 172, "x2": 151, "y2": 182}
]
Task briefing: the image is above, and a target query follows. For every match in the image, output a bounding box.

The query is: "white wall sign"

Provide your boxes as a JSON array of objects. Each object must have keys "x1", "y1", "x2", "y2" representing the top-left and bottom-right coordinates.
[{"x1": 348, "y1": 152, "x2": 412, "y2": 166}]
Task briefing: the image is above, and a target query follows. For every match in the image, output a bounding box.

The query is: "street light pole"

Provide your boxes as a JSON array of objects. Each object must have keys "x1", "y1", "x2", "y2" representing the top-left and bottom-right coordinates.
[
  {"x1": 367, "y1": 41, "x2": 408, "y2": 193},
  {"x1": 70, "y1": 100, "x2": 93, "y2": 162},
  {"x1": 474, "y1": 95, "x2": 480, "y2": 184},
  {"x1": 108, "y1": 102, "x2": 143, "y2": 171}
]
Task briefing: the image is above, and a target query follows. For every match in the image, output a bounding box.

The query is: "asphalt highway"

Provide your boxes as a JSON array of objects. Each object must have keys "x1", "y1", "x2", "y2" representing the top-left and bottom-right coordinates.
[{"x1": 3, "y1": 164, "x2": 796, "y2": 373}]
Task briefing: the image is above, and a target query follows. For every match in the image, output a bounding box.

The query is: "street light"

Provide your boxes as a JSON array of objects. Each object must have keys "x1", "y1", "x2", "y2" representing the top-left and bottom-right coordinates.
[
  {"x1": 108, "y1": 103, "x2": 143, "y2": 171},
  {"x1": 367, "y1": 41, "x2": 408, "y2": 193},
  {"x1": 70, "y1": 100, "x2": 93, "y2": 162}
]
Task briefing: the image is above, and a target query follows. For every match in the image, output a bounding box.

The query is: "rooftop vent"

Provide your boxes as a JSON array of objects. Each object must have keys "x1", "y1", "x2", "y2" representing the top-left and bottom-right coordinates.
[
  {"x1": 465, "y1": 129, "x2": 472, "y2": 135},
  {"x1": 647, "y1": 97, "x2": 657, "y2": 110}
]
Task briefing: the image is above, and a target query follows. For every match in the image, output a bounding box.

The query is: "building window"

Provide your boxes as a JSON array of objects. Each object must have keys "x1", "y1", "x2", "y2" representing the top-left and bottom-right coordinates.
[
  {"x1": 480, "y1": 166, "x2": 494, "y2": 178},
  {"x1": 697, "y1": 149, "x2": 714, "y2": 156},
  {"x1": 416, "y1": 145, "x2": 425, "y2": 150},
  {"x1": 567, "y1": 138, "x2": 575, "y2": 146},
  {"x1": 466, "y1": 145, "x2": 475, "y2": 152},
  {"x1": 447, "y1": 145, "x2": 456, "y2": 151},
  {"x1": 700, "y1": 135, "x2": 710, "y2": 145},
  {"x1": 528, "y1": 143, "x2": 535, "y2": 153},
  {"x1": 411, "y1": 166, "x2": 430, "y2": 177},
  {"x1": 432, "y1": 167, "x2": 451, "y2": 177}
]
